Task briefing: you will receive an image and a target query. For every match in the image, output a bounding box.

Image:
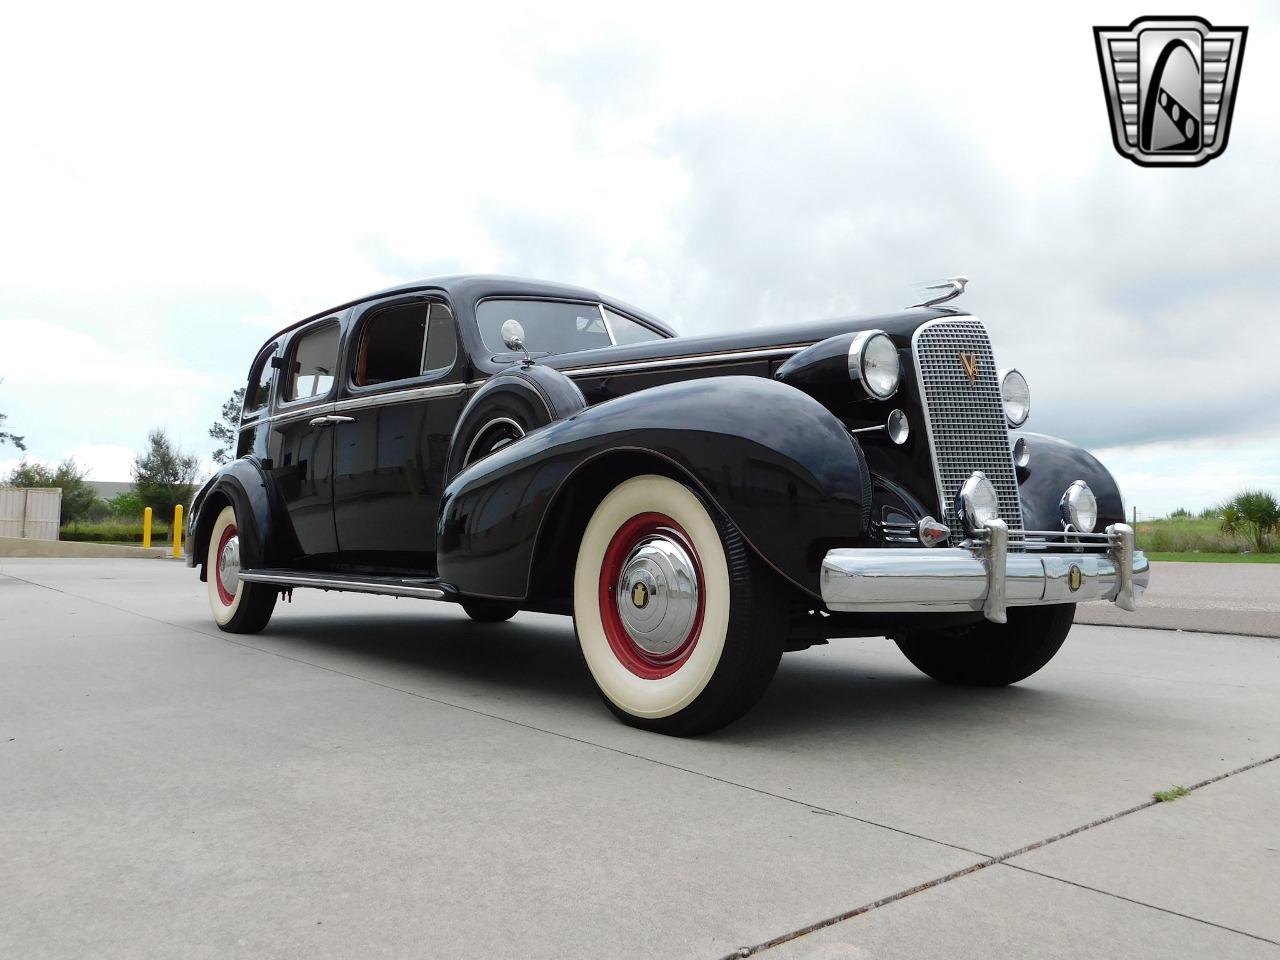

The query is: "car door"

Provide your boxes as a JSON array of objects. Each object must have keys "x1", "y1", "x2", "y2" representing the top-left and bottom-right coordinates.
[
  {"x1": 267, "y1": 317, "x2": 343, "y2": 560},
  {"x1": 331, "y1": 296, "x2": 466, "y2": 570}
]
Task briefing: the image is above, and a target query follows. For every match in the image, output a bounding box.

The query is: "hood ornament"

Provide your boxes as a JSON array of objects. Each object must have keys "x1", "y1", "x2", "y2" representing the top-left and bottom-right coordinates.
[{"x1": 908, "y1": 276, "x2": 968, "y2": 308}]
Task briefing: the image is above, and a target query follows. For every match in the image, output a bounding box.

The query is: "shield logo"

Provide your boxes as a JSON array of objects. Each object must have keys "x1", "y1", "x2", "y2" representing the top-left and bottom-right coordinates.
[{"x1": 1094, "y1": 16, "x2": 1247, "y2": 167}]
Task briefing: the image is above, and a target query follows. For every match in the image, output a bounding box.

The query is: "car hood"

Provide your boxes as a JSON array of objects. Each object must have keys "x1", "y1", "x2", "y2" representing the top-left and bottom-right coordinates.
[{"x1": 538, "y1": 306, "x2": 964, "y2": 373}]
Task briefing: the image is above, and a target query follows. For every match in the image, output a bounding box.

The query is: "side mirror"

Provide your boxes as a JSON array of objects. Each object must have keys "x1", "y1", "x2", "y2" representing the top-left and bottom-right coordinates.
[{"x1": 500, "y1": 319, "x2": 532, "y2": 365}]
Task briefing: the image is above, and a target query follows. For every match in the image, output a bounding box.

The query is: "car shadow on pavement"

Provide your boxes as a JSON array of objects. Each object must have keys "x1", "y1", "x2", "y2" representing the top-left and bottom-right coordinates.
[{"x1": 247, "y1": 610, "x2": 1079, "y2": 742}]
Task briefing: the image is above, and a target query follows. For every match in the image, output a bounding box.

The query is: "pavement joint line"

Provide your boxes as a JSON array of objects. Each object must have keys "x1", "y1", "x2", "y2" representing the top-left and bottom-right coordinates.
[
  {"x1": 0, "y1": 571, "x2": 989, "y2": 860},
  {"x1": 1075, "y1": 620, "x2": 1280, "y2": 640},
  {"x1": 721, "y1": 750, "x2": 1280, "y2": 958},
  {"x1": 1000, "y1": 863, "x2": 1280, "y2": 948},
  {"x1": 9, "y1": 571, "x2": 1279, "y2": 954}
]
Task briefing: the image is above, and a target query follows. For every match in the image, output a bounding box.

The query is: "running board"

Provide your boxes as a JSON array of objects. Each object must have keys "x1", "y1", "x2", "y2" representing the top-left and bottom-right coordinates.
[{"x1": 238, "y1": 569, "x2": 458, "y2": 601}]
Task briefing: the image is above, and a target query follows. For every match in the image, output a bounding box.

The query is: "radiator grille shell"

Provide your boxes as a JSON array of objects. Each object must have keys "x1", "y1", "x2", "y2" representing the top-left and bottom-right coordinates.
[{"x1": 911, "y1": 317, "x2": 1024, "y2": 542}]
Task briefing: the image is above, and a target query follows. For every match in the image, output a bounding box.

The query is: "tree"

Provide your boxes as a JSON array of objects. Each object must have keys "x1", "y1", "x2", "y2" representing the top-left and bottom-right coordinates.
[
  {"x1": 0, "y1": 378, "x2": 25, "y2": 451},
  {"x1": 1218, "y1": 490, "x2": 1280, "y2": 553},
  {"x1": 209, "y1": 387, "x2": 245, "y2": 465},
  {"x1": 6, "y1": 458, "x2": 100, "y2": 525},
  {"x1": 132, "y1": 430, "x2": 200, "y2": 513}
]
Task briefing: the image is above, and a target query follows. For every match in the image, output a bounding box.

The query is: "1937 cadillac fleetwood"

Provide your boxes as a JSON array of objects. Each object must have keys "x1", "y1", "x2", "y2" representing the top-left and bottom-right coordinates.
[{"x1": 187, "y1": 275, "x2": 1149, "y2": 735}]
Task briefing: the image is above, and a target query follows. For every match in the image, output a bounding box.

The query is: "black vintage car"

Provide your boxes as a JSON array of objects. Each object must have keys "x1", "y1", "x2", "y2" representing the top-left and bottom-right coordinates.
[{"x1": 187, "y1": 275, "x2": 1149, "y2": 734}]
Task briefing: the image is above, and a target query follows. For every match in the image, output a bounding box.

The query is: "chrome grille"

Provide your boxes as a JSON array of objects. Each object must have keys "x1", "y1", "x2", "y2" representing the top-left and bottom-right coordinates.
[{"x1": 912, "y1": 318, "x2": 1024, "y2": 543}]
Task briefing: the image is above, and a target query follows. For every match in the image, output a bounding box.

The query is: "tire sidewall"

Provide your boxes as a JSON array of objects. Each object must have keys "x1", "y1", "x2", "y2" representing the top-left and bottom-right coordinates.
[
  {"x1": 574, "y1": 475, "x2": 731, "y2": 720},
  {"x1": 206, "y1": 505, "x2": 244, "y2": 626}
]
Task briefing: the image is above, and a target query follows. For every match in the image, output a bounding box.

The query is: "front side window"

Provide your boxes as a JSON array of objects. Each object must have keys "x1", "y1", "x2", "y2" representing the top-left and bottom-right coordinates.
[
  {"x1": 244, "y1": 343, "x2": 277, "y2": 414},
  {"x1": 285, "y1": 322, "x2": 340, "y2": 401},
  {"x1": 477, "y1": 299, "x2": 615, "y2": 357}
]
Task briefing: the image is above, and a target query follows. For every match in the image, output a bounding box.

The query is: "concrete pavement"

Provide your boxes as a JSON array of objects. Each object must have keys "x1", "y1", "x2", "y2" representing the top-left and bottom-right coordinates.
[
  {"x1": 1077, "y1": 560, "x2": 1280, "y2": 637},
  {"x1": 2, "y1": 558, "x2": 1277, "y2": 959}
]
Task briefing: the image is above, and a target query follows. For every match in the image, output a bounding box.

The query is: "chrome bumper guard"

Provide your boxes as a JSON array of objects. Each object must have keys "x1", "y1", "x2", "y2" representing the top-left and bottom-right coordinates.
[{"x1": 820, "y1": 523, "x2": 1149, "y2": 624}]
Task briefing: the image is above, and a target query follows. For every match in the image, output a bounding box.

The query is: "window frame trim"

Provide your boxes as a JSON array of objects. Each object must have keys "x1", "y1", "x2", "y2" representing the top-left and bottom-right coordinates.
[{"x1": 342, "y1": 295, "x2": 463, "y2": 399}]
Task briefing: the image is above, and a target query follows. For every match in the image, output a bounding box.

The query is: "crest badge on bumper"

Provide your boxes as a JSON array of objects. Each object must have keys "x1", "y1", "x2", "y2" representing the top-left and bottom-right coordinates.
[{"x1": 1094, "y1": 16, "x2": 1247, "y2": 167}]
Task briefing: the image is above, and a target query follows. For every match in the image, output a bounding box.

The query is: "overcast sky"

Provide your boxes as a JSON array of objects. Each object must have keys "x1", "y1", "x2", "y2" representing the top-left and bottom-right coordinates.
[{"x1": 1, "y1": 1, "x2": 1276, "y2": 516}]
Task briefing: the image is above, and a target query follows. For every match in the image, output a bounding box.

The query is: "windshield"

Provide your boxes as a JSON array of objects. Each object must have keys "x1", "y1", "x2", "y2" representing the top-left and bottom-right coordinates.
[{"x1": 476, "y1": 299, "x2": 664, "y2": 356}]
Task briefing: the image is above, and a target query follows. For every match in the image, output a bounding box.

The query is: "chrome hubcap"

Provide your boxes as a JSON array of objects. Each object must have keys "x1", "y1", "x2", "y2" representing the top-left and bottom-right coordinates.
[
  {"x1": 615, "y1": 535, "x2": 699, "y2": 657},
  {"x1": 218, "y1": 535, "x2": 241, "y2": 594}
]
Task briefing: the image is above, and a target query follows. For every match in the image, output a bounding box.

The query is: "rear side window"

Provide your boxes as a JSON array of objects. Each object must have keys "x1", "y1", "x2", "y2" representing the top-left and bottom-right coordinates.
[
  {"x1": 285, "y1": 322, "x2": 340, "y2": 401},
  {"x1": 244, "y1": 344, "x2": 277, "y2": 414}
]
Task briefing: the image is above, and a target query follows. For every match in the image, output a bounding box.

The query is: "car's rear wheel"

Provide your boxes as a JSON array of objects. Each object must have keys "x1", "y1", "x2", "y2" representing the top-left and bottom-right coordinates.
[
  {"x1": 573, "y1": 474, "x2": 787, "y2": 736},
  {"x1": 206, "y1": 505, "x2": 277, "y2": 634},
  {"x1": 894, "y1": 603, "x2": 1076, "y2": 686}
]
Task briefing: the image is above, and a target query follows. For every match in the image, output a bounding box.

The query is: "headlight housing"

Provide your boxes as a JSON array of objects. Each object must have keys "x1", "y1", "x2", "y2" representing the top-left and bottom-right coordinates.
[
  {"x1": 848, "y1": 331, "x2": 900, "y2": 400},
  {"x1": 999, "y1": 368, "x2": 1030, "y2": 427},
  {"x1": 957, "y1": 471, "x2": 1000, "y2": 533},
  {"x1": 1060, "y1": 480, "x2": 1098, "y2": 533}
]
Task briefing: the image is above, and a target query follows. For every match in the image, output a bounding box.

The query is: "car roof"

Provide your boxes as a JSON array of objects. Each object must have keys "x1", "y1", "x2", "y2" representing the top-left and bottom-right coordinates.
[{"x1": 258, "y1": 274, "x2": 678, "y2": 348}]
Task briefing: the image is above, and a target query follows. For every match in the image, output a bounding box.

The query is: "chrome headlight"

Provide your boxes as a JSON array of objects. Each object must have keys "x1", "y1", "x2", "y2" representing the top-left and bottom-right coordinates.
[
  {"x1": 1060, "y1": 480, "x2": 1098, "y2": 533},
  {"x1": 957, "y1": 471, "x2": 1000, "y2": 532},
  {"x1": 999, "y1": 368, "x2": 1030, "y2": 427},
  {"x1": 848, "y1": 331, "x2": 900, "y2": 399}
]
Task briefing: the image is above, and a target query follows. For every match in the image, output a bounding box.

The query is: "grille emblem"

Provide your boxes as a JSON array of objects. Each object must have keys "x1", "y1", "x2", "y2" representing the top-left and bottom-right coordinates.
[{"x1": 959, "y1": 352, "x2": 979, "y2": 383}]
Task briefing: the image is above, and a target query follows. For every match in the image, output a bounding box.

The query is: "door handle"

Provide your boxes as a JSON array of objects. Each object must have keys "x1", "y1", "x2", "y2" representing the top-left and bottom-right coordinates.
[{"x1": 307, "y1": 414, "x2": 358, "y2": 427}]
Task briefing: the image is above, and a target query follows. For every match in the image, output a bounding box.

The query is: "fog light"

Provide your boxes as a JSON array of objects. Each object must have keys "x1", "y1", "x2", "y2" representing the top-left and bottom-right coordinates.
[
  {"x1": 1013, "y1": 436, "x2": 1030, "y2": 469},
  {"x1": 957, "y1": 471, "x2": 1000, "y2": 533},
  {"x1": 1060, "y1": 480, "x2": 1098, "y2": 533}
]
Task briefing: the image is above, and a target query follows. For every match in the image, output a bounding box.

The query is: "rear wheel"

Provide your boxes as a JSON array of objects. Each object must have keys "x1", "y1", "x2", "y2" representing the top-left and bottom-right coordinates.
[
  {"x1": 206, "y1": 505, "x2": 277, "y2": 634},
  {"x1": 573, "y1": 475, "x2": 787, "y2": 736},
  {"x1": 894, "y1": 603, "x2": 1076, "y2": 686}
]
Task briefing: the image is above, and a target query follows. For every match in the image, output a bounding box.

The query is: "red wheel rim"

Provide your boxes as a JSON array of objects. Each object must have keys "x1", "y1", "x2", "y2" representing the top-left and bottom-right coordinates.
[
  {"x1": 215, "y1": 523, "x2": 238, "y2": 606},
  {"x1": 598, "y1": 512, "x2": 705, "y2": 680}
]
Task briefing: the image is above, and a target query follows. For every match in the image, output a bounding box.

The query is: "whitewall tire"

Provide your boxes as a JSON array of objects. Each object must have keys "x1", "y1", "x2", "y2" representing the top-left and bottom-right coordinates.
[
  {"x1": 573, "y1": 475, "x2": 787, "y2": 735},
  {"x1": 206, "y1": 505, "x2": 276, "y2": 634}
]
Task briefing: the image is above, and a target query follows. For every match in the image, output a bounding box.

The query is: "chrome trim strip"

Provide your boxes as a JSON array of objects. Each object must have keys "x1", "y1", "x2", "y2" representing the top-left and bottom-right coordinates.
[
  {"x1": 262, "y1": 381, "x2": 482, "y2": 424},
  {"x1": 563, "y1": 345, "x2": 807, "y2": 378},
  {"x1": 238, "y1": 570, "x2": 447, "y2": 600}
]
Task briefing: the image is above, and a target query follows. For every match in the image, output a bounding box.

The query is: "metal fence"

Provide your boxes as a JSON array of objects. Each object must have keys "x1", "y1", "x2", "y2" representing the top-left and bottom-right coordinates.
[{"x1": 0, "y1": 486, "x2": 63, "y2": 540}]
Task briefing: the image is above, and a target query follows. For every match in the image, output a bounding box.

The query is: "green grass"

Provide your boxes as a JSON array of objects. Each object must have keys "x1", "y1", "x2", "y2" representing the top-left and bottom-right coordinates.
[
  {"x1": 1152, "y1": 785, "x2": 1190, "y2": 803},
  {"x1": 1148, "y1": 551, "x2": 1280, "y2": 563},
  {"x1": 61, "y1": 520, "x2": 173, "y2": 544},
  {"x1": 1137, "y1": 515, "x2": 1275, "y2": 558}
]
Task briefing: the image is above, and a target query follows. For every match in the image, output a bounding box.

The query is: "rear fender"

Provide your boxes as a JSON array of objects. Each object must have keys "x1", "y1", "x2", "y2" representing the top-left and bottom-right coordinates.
[
  {"x1": 437, "y1": 377, "x2": 871, "y2": 601},
  {"x1": 189, "y1": 458, "x2": 276, "y2": 578}
]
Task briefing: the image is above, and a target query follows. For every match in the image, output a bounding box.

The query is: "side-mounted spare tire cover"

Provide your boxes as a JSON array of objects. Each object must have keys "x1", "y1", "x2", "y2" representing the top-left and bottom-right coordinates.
[{"x1": 445, "y1": 364, "x2": 588, "y2": 482}]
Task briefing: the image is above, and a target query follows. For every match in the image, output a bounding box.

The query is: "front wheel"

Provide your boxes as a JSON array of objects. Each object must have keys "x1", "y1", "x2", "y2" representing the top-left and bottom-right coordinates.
[
  {"x1": 894, "y1": 603, "x2": 1076, "y2": 686},
  {"x1": 573, "y1": 475, "x2": 787, "y2": 736},
  {"x1": 206, "y1": 505, "x2": 277, "y2": 634}
]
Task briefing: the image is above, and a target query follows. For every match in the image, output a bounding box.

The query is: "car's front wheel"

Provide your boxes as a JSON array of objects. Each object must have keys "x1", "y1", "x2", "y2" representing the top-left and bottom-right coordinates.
[
  {"x1": 206, "y1": 504, "x2": 277, "y2": 634},
  {"x1": 894, "y1": 603, "x2": 1076, "y2": 686},
  {"x1": 573, "y1": 474, "x2": 787, "y2": 736}
]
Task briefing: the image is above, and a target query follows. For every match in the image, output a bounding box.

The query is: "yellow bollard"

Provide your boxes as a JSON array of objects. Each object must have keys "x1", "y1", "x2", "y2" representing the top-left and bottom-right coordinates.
[
  {"x1": 172, "y1": 504, "x2": 183, "y2": 559},
  {"x1": 142, "y1": 507, "x2": 153, "y2": 549}
]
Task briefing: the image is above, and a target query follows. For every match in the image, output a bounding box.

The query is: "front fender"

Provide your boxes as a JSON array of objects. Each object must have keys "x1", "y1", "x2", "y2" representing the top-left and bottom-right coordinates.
[
  {"x1": 437, "y1": 377, "x2": 871, "y2": 600},
  {"x1": 1017, "y1": 432, "x2": 1125, "y2": 531}
]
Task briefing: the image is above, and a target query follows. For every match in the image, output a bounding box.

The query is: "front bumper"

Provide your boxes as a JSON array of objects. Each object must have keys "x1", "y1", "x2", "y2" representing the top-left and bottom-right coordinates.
[{"x1": 821, "y1": 522, "x2": 1148, "y2": 624}]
